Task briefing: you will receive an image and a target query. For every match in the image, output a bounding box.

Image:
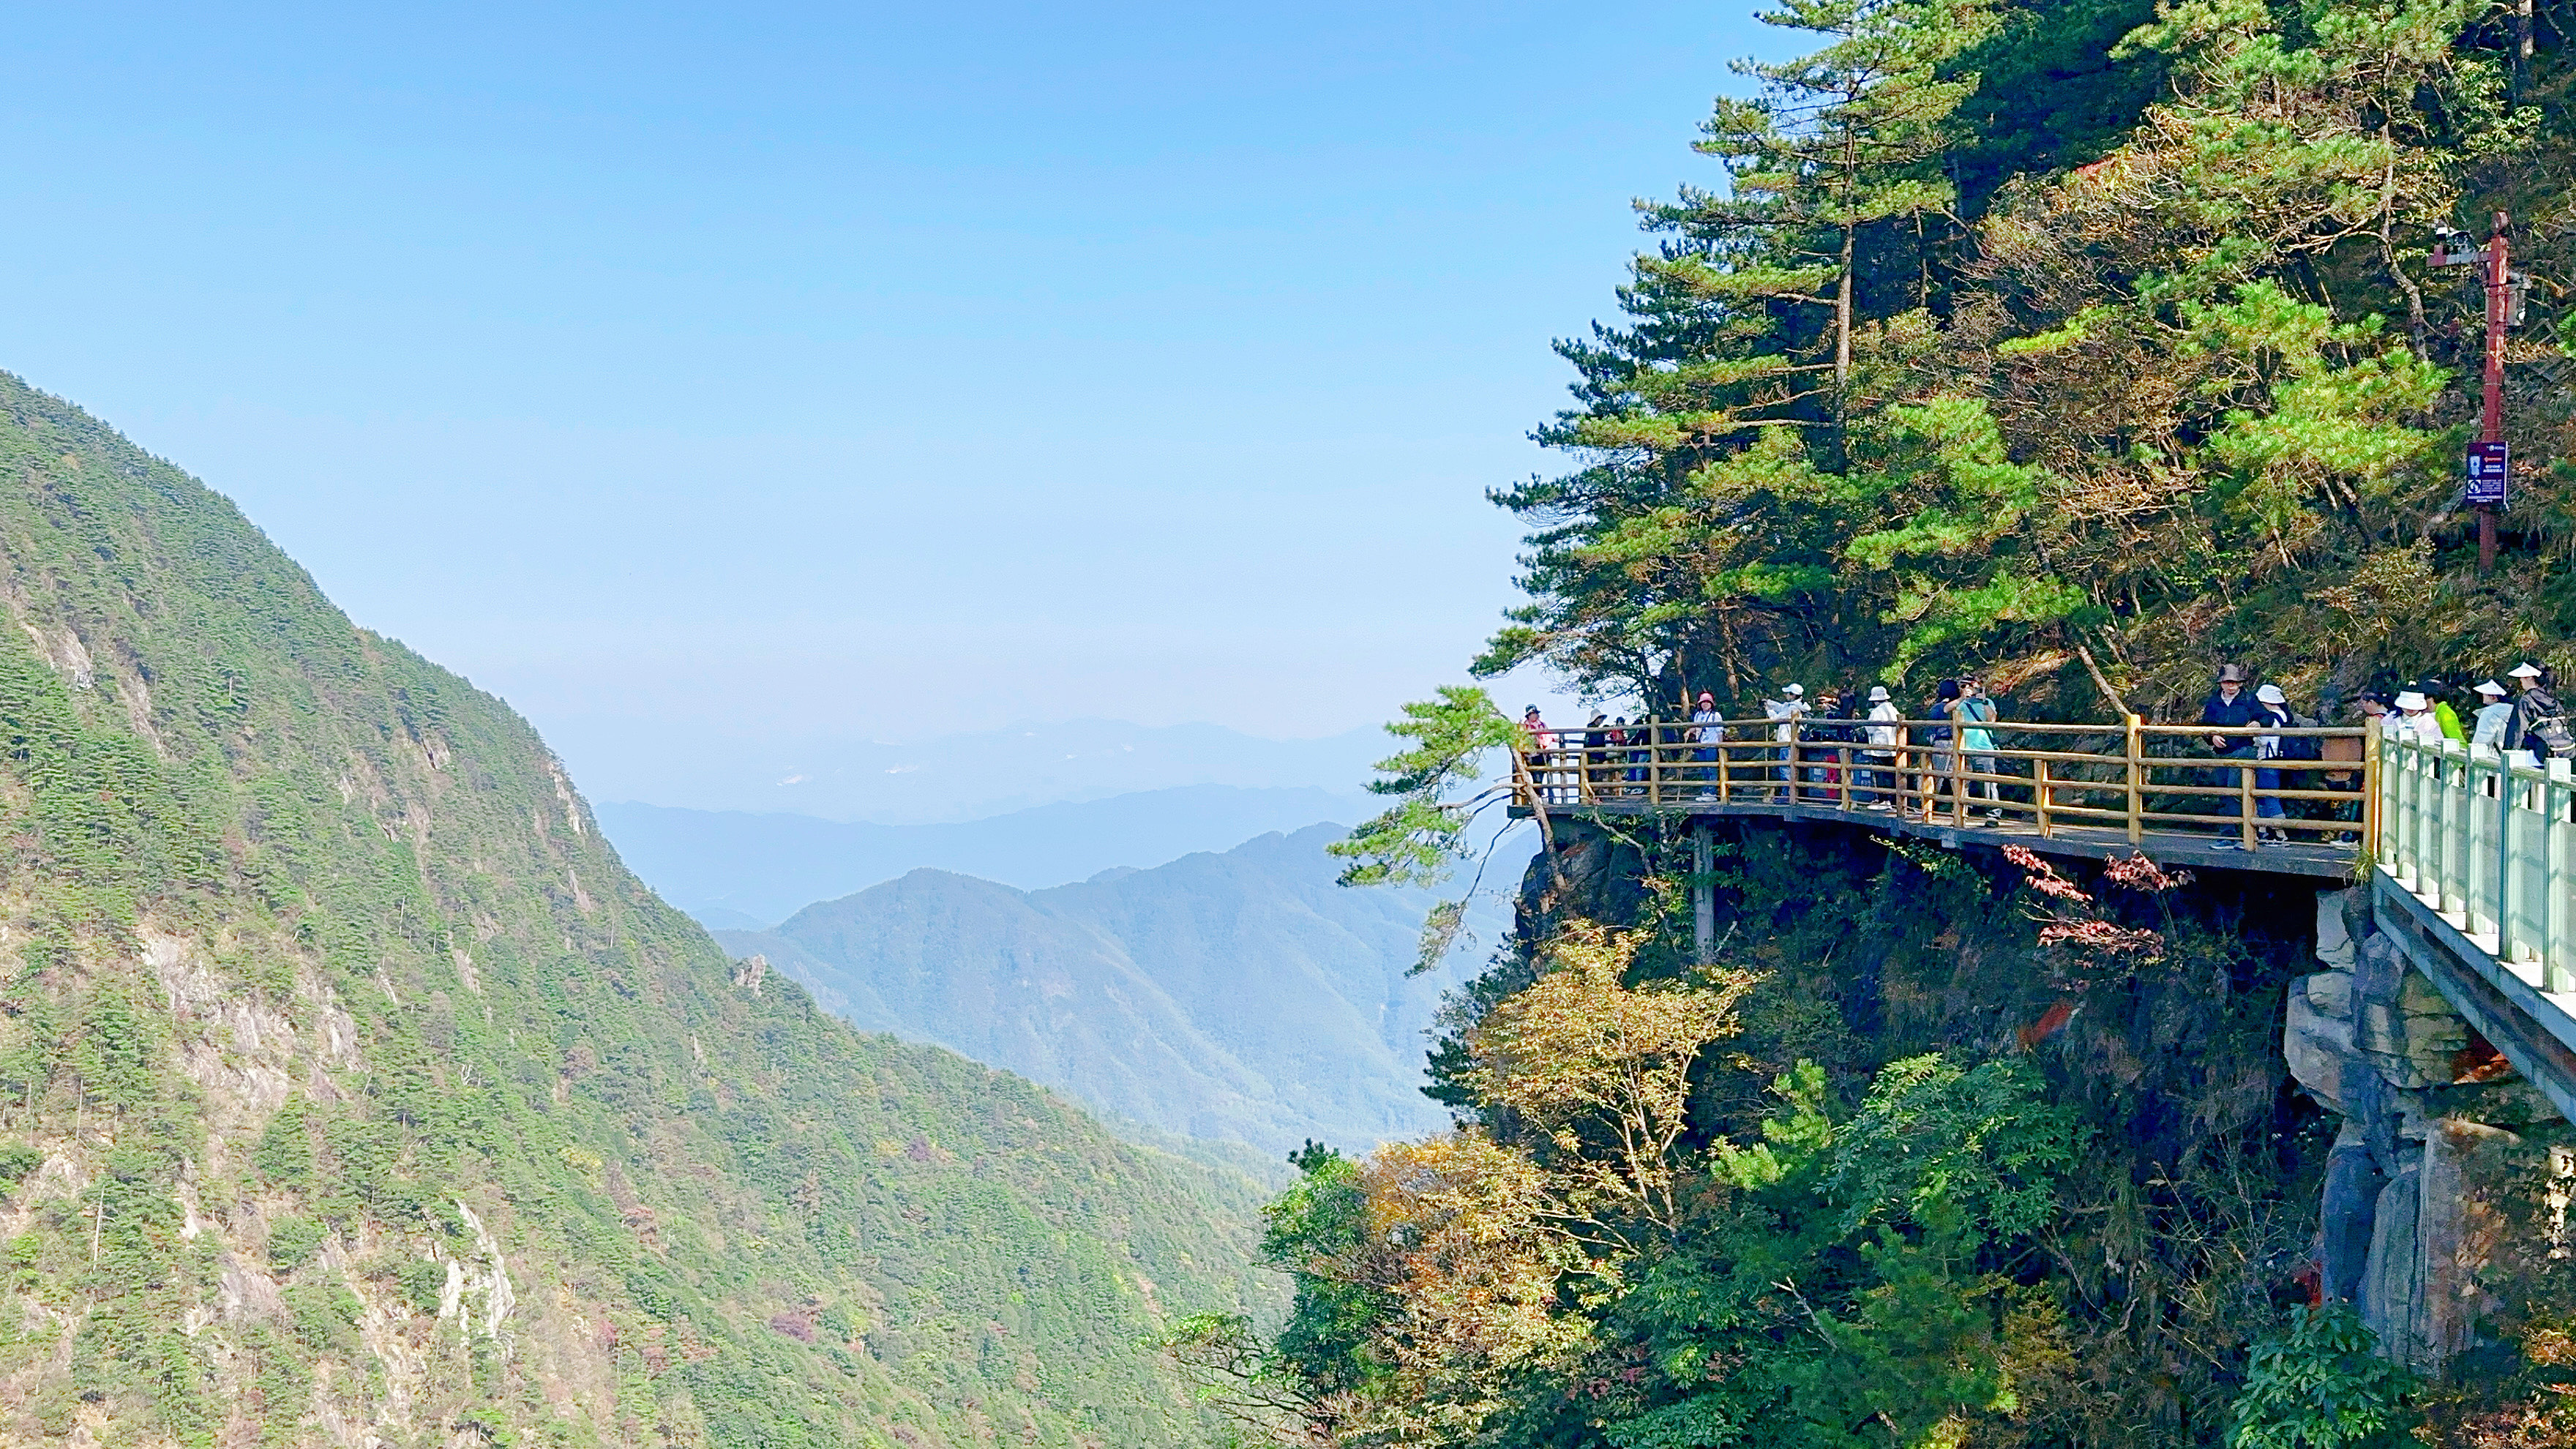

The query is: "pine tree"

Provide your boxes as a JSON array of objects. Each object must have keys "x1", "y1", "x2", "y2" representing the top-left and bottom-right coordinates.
[{"x1": 1671, "y1": 0, "x2": 2001, "y2": 397}]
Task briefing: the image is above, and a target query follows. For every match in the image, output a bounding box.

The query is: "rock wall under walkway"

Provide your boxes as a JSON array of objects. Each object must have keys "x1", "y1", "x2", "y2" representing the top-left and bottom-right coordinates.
[{"x1": 2285, "y1": 888, "x2": 2566, "y2": 1371}]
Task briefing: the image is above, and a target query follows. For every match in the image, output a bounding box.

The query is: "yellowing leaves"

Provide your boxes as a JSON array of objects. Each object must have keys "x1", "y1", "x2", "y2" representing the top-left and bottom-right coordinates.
[{"x1": 1467, "y1": 921, "x2": 1752, "y2": 1235}]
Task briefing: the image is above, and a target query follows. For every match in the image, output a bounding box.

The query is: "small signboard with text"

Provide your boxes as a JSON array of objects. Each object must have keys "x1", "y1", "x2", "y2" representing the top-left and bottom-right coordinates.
[{"x1": 2467, "y1": 440, "x2": 2511, "y2": 506}]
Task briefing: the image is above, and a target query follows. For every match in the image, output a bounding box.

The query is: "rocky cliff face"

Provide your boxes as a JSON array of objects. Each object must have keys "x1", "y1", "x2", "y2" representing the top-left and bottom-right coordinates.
[{"x1": 2283, "y1": 890, "x2": 2564, "y2": 1374}]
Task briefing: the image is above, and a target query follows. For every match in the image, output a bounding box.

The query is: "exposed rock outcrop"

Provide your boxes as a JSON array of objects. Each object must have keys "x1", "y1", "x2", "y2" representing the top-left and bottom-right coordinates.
[{"x1": 2283, "y1": 887, "x2": 2560, "y2": 1374}]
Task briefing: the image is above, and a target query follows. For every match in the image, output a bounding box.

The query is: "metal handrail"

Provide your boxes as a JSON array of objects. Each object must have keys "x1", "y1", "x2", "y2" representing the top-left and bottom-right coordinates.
[{"x1": 1514, "y1": 715, "x2": 2375, "y2": 853}]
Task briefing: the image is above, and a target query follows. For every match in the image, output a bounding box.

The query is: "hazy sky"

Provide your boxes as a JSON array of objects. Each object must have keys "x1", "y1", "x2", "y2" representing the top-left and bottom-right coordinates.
[{"x1": 0, "y1": 2, "x2": 1775, "y2": 805}]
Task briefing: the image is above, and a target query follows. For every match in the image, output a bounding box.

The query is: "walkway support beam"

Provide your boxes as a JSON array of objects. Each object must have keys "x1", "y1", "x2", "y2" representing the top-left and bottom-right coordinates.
[{"x1": 1693, "y1": 824, "x2": 1714, "y2": 967}]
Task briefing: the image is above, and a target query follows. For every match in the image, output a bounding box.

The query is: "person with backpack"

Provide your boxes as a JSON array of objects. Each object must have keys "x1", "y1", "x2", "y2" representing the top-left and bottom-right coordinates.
[
  {"x1": 2250, "y1": 683, "x2": 2296, "y2": 844},
  {"x1": 2506, "y1": 664, "x2": 2574, "y2": 760},
  {"x1": 1628, "y1": 718, "x2": 1654, "y2": 795},
  {"x1": 1915, "y1": 679, "x2": 1961, "y2": 821},
  {"x1": 1955, "y1": 673, "x2": 2002, "y2": 824}
]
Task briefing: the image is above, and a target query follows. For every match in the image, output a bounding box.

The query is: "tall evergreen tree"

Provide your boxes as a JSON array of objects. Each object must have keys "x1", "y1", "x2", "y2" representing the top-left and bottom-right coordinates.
[{"x1": 1682, "y1": 0, "x2": 2002, "y2": 392}]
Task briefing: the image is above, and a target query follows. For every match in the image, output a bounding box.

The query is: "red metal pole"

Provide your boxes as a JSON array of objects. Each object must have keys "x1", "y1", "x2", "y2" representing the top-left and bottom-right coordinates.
[{"x1": 2481, "y1": 212, "x2": 2507, "y2": 574}]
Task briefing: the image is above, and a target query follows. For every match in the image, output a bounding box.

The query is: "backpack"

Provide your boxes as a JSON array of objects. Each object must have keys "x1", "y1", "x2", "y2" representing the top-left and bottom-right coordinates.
[
  {"x1": 2529, "y1": 704, "x2": 2576, "y2": 759},
  {"x1": 2281, "y1": 712, "x2": 2324, "y2": 761}
]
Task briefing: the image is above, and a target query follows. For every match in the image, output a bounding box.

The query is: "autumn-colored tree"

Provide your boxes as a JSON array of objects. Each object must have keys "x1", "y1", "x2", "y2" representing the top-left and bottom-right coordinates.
[{"x1": 1466, "y1": 920, "x2": 1754, "y2": 1240}]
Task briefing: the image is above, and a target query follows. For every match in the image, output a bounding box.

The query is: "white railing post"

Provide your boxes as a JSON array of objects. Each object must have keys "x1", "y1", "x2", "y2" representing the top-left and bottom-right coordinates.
[
  {"x1": 2469, "y1": 744, "x2": 2497, "y2": 945},
  {"x1": 2550, "y1": 758, "x2": 2574, "y2": 994},
  {"x1": 2504, "y1": 754, "x2": 2542, "y2": 967},
  {"x1": 2395, "y1": 735, "x2": 2416, "y2": 889},
  {"x1": 2440, "y1": 739, "x2": 2466, "y2": 916}
]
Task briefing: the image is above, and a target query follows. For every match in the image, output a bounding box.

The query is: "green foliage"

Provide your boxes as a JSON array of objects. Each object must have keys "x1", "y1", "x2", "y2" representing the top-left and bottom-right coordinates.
[
  {"x1": 1824, "y1": 1053, "x2": 2080, "y2": 1239},
  {"x1": 2228, "y1": 1306, "x2": 2419, "y2": 1448},
  {"x1": 282, "y1": 1279, "x2": 363, "y2": 1358},
  {"x1": 1329, "y1": 686, "x2": 1523, "y2": 889},
  {"x1": 0, "y1": 1141, "x2": 41, "y2": 1186},
  {"x1": 1468, "y1": 0, "x2": 2560, "y2": 716},
  {"x1": 265, "y1": 1214, "x2": 326, "y2": 1271},
  {"x1": 251, "y1": 1097, "x2": 315, "y2": 1194},
  {"x1": 1259, "y1": 1149, "x2": 1392, "y2": 1401},
  {"x1": 0, "y1": 371, "x2": 1274, "y2": 1445}
]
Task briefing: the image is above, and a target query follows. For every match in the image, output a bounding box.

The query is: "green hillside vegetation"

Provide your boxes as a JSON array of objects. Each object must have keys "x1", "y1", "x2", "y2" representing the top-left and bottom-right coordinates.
[
  {"x1": 1218, "y1": 0, "x2": 2576, "y2": 1442},
  {"x1": 717, "y1": 826, "x2": 1508, "y2": 1157},
  {"x1": 0, "y1": 370, "x2": 1270, "y2": 1447}
]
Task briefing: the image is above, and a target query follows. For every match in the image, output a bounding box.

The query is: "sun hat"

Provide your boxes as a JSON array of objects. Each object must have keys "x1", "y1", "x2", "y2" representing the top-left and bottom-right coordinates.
[
  {"x1": 2395, "y1": 690, "x2": 2430, "y2": 711},
  {"x1": 2512, "y1": 662, "x2": 2545, "y2": 679},
  {"x1": 2255, "y1": 684, "x2": 2286, "y2": 703},
  {"x1": 2476, "y1": 680, "x2": 2508, "y2": 697},
  {"x1": 2216, "y1": 663, "x2": 2247, "y2": 683},
  {"x1": 1868, "y1": 686, "x2": 1890, "y2": 702},
  {"x1": 1783, "y1": 683, "x2": 1805, "y2": 696}
]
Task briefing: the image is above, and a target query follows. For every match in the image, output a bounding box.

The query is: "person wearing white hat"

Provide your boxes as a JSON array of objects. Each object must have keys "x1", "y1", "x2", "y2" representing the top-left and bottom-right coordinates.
[
  {"x1": 2392, "y1": 689, "x2": 2443, "y2": 747},
  {"x1": 1762, "y1": 684, "x2": 1807, "y2": 802},
  {"x1": 2506, "y1": 664, "x2": 2572, "y2": 758},
  {"x1": 2250, "y1": 683, "x2": 2294, "y2": 842},
  {"x1": 2471, "y1": 680, "x2": 2514, "y2": 752},
  {"x1": 1862, "y1": 685, "x2": 1899, "y2": 809}
]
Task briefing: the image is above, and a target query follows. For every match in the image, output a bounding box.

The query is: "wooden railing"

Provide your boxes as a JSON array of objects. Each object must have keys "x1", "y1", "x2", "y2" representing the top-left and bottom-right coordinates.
[
  {"x1": 2377, "y1": 728, "x2": 2576, "y2": 992},
  {"x1": 1511, "y1": 716, "x2": 2374, "y2": 853}
]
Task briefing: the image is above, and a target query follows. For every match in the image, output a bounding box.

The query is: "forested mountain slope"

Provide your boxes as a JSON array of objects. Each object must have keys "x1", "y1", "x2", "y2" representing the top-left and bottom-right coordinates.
[
  {"x1": 0, "y1": 370, "x2": 1268, "y2": 1447},
  {"x1": 718, "y1": 826, "x2": 1517, "y2": 1155}
]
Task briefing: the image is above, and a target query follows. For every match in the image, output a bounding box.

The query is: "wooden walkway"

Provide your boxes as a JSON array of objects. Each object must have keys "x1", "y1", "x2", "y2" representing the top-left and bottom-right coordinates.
[
  {"x1": 1507, "y1": 714, "x2": 2371, "y2": 878},
  {"x1": 1553, "y1": 793, "x2": 2359, "y2": 878}
]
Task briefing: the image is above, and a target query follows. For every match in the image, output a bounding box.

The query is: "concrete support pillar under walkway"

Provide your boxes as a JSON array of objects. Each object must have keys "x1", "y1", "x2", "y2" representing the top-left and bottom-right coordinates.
[{"x1": 1693, "y1": 824, "x2": 1714, "y2": 966}]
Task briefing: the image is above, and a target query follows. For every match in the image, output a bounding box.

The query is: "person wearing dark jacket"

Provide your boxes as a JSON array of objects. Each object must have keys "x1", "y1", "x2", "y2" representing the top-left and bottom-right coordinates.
[
  {"x1": 2198, "y1": 664, "x2": 2262, "y2": 845},
  {"x1": 2506, "y1": 663, "x2": 2569, "y2": 758}
]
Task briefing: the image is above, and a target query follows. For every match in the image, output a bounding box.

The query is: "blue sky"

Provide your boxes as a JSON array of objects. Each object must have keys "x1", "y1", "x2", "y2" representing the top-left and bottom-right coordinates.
[{"x1": 0, "y1": 1, "x2": 1778, "y2": 808}]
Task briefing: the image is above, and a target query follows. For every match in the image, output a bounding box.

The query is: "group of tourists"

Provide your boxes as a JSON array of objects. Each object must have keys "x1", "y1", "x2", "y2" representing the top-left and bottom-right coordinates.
[
  {"x1": 1518, "y1": 656, "x2": 2576, "y2": 846},
  {"x1": 1519, "y1": 672, "x2": 2007, "y2": 818}
]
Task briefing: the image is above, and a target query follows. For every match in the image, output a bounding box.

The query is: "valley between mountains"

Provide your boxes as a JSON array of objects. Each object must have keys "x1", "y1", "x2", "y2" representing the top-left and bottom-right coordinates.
[{"x1": 708, "y1": 825, "x2": 1502, "y2": 1158}]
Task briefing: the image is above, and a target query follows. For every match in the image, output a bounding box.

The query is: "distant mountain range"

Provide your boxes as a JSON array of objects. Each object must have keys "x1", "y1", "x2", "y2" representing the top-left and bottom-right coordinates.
[
  {"x1": 716, "y1": 825, "x2": 1530, "y2": 1156},
  {"x1": 591, "y1": 718, "x2": 1393, "y2": 824},
  {"x1": 598, "y1": 783, "x2": 1375, "y2": 926}
]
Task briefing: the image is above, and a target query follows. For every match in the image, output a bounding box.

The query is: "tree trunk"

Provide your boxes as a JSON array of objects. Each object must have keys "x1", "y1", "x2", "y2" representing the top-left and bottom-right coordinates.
[{"x1": 1837, "y1": 223, "x2": 1855, "y2": 392}]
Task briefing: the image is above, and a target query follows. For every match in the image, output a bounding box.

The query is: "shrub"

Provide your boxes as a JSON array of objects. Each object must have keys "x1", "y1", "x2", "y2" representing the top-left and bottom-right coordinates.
[
  {"x1": 265, "y1": 1214, "x2": 326, "y2": 1271},
  {"x1": 2228, "y1": 1306, "x2": 2418, "y2": 1448}
]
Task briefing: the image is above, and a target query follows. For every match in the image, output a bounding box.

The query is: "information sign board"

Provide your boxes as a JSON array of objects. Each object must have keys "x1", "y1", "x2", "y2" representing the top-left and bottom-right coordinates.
[{"x1": 2467, "y1": 441, "x2": 2511, "y2": 506}]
